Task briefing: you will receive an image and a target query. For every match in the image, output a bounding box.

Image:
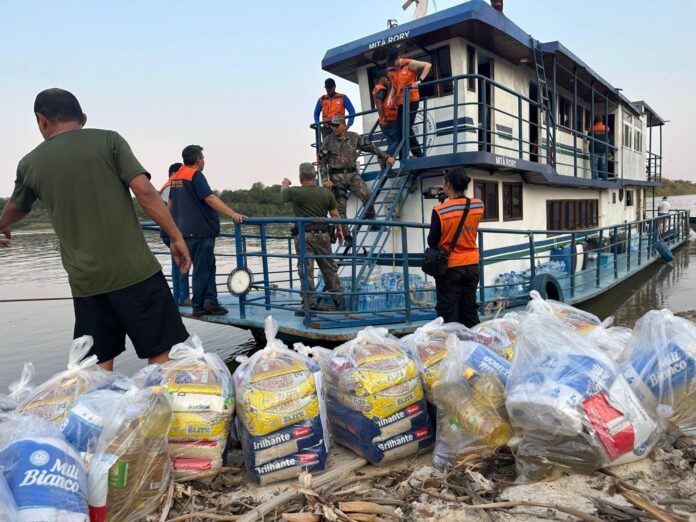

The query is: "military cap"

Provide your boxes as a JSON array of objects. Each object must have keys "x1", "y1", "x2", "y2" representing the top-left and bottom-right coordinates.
[{"x1": 330, "y1": 114, "x2": 346, "y2": 125}]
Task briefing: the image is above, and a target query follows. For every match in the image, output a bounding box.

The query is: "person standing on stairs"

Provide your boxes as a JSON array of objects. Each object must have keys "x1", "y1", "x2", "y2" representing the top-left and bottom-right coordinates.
[
  {"x1": 319, "y1": 115, "x2": 395, "y2": 248},
  {"x1": 281, "y1": 163, "x2": 345, "y2": 313},
  {"x1": 313, "y1": 78, "x2": 356, "y2": 141},
  {"x1": 372, "y1": 73, "x2": 400, "y2": 159},
  {"x1": 387, "y1": 47, "x2": 431, "y2": 158}
]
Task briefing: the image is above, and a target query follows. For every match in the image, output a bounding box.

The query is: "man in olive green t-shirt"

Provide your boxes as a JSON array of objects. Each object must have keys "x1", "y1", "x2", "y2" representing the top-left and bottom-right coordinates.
[
  {"x1": 0, "y1": 88, "x2": 191, "y2": 370},
  {"x1": 281, "y1": 162, "x2": 344, "y2": 312}
]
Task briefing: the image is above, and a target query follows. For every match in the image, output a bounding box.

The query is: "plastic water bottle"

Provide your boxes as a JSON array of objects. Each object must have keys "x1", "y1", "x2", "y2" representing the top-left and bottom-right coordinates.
[{"x1": 494, "y1": 275, "x2": 505, "y2": 298}]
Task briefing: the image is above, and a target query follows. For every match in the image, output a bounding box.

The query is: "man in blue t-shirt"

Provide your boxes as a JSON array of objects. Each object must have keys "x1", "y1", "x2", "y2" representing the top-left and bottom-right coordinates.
[{"x1": 169, "y1": 145, "x2": 246, "y2": 316}]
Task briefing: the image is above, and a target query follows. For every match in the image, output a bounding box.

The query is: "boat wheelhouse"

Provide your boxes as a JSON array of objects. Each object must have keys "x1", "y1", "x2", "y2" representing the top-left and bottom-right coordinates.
[{"x1": 146, "y1": 0, "x2": 688, "y2": 343}]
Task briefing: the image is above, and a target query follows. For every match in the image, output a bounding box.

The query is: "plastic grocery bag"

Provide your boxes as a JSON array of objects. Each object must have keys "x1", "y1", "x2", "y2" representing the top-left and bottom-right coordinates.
[
  {"x1": 507, "y1": 314, "x2": 660, "y2": 482},
  {"x1": 0, "y1": 413, "x2": 89, "y2": 521},
  {"x1": 16, "y1": 336, "x2": 114, "y2": 424},
  {"x1": 432, "y1": 335, "x2": 513, "y2": 469},
  {"x1": 585, "y1": 318, "x2": 632, "y2": 363},
  {"x1": 160, "y1": 335, "x2": 234, "y2": 478},
  {"x1": 306, "y1": 326, "x2": 434, "y2": 465},
  {"x1": 87, "y1": 385, "x2": 172, "y2": 522},
  {"x1": 0, "y1": 473, "x2": 17, "y2": 522},
  {"x1": 621, "y1": 309, "x2": 696, "y2": 435},
  {"x1": 471, "y1": 312, "x2": 525, "y2": 361},
  {"x1": 526, "y1": 290, "x2": 601, "y2": 334},
  {"x1": 59, "y1": 389, "x2": 127, "y2": 453},
  {"x1": 400, "y1": 318, "x2": 482, "y2": 403},
  {"x1": 234, "y1": 316, "x2": 328, "y2": 484},
  {"x1": 0, "y1": 363, "x2": 35, "y2": 413}
]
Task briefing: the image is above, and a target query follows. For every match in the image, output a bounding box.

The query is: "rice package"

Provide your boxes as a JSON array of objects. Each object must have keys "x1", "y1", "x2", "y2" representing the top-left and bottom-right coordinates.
[
  {"x1": 310, "y1": 326, "x2": 434, "y2": 465},
  {"x1": 0, "y1": 363, "x2": 35, "y2": 413},
  {"x1": 161, "y1": 336, "x2": 234, "y2": 477},
  {"x1": 234, "y1": 316, "x2": 328, "y2": 484},
  {"x1": 620, "y1": 309, "x2": 696, "y2": 435},
  {"x1": 507, "y1": 314, "x2": 661, "y2": 482},
  {"x1": 16, "y1": 337, "x2": 114, "y2": 424},
  {"x1": 432, "y1": 336, "x2": 513, "y2": 469},
  {"x1": 0, "y1": 413, "x2": 89, "y2": 521},
  {"x1": 87, "y1": 384, "x2": 172, "y2": 522},
  {"x1": 526, "y1": 290, "x2": 601, "y2": 334}
]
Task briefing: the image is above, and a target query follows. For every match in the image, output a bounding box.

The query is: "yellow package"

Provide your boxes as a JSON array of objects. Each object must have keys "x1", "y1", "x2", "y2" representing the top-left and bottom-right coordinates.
[
  {"x1": 17, "y1": 396, "x2": 72, "y2": 424},
  {"x1": 338, "y1": 377, "x2": 423, "y2": 420},
  {"x1": 168, "y1": 411, "x2": 231, "y2": 441},
  {"x1": 168, "y1": 390, "x2": 233, "y2": 414},
  {"x1": 242, "y1": 370, "x2": 316, "y2": 412},
  {"x1": 243, "y1": 394, "x2": 319, "y2": 436}
]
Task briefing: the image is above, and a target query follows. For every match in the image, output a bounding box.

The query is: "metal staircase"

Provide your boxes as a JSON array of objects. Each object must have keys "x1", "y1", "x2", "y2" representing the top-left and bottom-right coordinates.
[{"x1": 531, "y1": 38, "x2": 556, "y2": 167}]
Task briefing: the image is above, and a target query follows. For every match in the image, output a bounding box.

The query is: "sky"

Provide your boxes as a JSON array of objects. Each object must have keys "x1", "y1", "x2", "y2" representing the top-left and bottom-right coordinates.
[{"x1": 1, "y1": 0, "x2": 694, "y2": 194}]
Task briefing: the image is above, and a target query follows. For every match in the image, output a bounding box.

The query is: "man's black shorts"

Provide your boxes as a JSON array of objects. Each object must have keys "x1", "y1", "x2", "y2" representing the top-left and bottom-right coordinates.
[{"x1": 73, "y1": 271, "x2": 189, "y2": 362}]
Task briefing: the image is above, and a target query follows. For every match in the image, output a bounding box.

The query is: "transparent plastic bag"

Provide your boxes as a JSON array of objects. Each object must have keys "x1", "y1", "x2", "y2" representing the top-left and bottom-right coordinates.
[
  {"x1": 471, "y1": 312, "x2": 525, "y2": 361},
  {"x1": 234, "y1": 317, "x2": 328, "y2": 484},
  {"x1": 432, "y1": 336, "x2": 513, "y2": 469},
  {"x1": 526, "y1": 290, "x2": 601, "y2": 334},
  {"x1": 621, "y1": 309, "x2": 696, "y2": 435},
  {"x1": 87, "y1": 385, "x2": 172, "y2": 522},
  {"x1": 585, "y1": 318, "x2": 632, "y2": 363},
  {"x1": 306, "y1": 327, "x2": 434, "y2": 465},
  {"x1": 0, "y1": 363, "x2": 35, "y2": 413},
  {"x1": 0, "y1": 472, "x2": 17, "y2": 522},
  {"x1": 59, "y1": 389, "x2": 127, "y2": 453},
  {"x1": 399, "y1": 318, "x2": 482, "y2": 403},
  {"x1": 0, "y1": 413, "x2": 89, "y2": 521},
  {"x1": 160, "y1": 335, "x2": 234, "y2": 478},
  {"x1": 16, "y1": 336, "x2": 114, "y2": 424},
  {"x1": 507, "y1": 314, "x2": 660, "y2": 482}
]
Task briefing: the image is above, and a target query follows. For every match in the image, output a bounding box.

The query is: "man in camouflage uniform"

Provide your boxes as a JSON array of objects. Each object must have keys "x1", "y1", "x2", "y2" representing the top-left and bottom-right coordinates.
[
  {"x1": 319, "y1": 114, "x2": 396, "y2": 247},
  {"x1": 281, "y1": 163, "x2": 345, "y2": 312}
]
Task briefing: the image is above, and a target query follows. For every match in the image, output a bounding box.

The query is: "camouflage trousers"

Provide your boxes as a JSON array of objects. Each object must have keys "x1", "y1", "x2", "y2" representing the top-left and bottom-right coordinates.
[
  {"x1": 294, "y1": 231, "x2": 344, "y2": 308},
  {"x1": 331, "y1": 172, "x2": 376, "y2": 239}
]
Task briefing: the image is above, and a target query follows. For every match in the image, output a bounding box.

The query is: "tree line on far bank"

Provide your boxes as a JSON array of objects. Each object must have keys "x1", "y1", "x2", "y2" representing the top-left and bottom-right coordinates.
[{"x1": 0, "y1": 178, "x2": 693, "y2": 230}]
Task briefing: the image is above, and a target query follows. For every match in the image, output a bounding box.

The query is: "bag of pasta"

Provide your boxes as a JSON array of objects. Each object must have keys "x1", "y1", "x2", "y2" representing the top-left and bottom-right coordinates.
[
  {"x1": 234, "y1": 316, "x2": 328, "y2": 484},
  {"x1": 86, "y1": 384, "x2": 172, "y2": 522},
  {"x1": 432, "y1": 335, "x2": 513, "y2": 469},
  {"x1": 507, "y1": 314, "x2": 660, "y2": 482},
  {"x1": 310, "y1": 327, "x2": 434, "y2": 465},
  {"x1": 621, "y1": 309, "x2": 696, "y2": 436},
  {"x1": 0, "y1": 413, "x2": 89, "y2": 521},
  {"x1": 161, "y1": 336, "x2": 234, "y2": 478},
  {"x1": 16, "y1": 337, "x2": 114, "y2": 424}
]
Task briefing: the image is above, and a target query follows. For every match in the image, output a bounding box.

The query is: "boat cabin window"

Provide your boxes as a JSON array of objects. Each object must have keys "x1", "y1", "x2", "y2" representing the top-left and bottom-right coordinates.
[
  {"x1": 466, "y1": 45, "x2": 476, "y2": 92},
  {"x1": 574, "y1": 105, "x2": 584, "y2": 133},
  {"x1": 634, "y1": 130, "x2": 642, "y2": 152},
  {"x1": 546, "y1": 199, "x2": 598, "y2": 232},
  {"x1": 367, "y1": 45, "x2": 453, "y2": 106},
  {"x1": 623, "y1": 123, "x2": 632, "y2": 149},
  {"x1": 503, "y1": 183, "x2": 523, "y2": 221},
  {"x1": 558, "y1": 97, "x2": 571, "y2": 128},
  {"x1": 474, "y1": 180, "x2": 499, "y2": 221},
  {"x1": 626, "y1": 190, "x2": 634, "y2": 207}
]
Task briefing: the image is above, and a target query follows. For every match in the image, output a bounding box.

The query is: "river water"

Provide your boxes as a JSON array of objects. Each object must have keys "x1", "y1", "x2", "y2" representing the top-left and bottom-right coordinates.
[{"x1": 0, "y1": 194, "x2": 695, "y2": 389}]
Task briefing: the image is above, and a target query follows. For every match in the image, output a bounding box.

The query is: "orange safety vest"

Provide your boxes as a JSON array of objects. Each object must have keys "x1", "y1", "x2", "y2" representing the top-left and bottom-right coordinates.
[
  {"x1": 388, "y1": 58, "x2": 420, "y2": 106},
  {"x1": 372, "y1": 84, "x2": 398, "y2": 123},
  {"x1": 434, "y1": 197, "x2": 485, "y2": 267},
  {"x1": 320, "y1": 93, "x2": 347, "y2": 125},
  {"x1": 591, "y1": 122, "x2": 609, "y2": 132}
]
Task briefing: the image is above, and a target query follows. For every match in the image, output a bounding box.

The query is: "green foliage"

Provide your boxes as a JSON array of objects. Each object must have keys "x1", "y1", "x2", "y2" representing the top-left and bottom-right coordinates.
[{"x1": 655, "y1": 178, "x2": 696, "y2": 197}]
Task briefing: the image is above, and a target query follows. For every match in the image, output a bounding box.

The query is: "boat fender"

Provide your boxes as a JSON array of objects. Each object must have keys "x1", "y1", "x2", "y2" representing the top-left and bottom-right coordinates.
[
  {"x1": 655, "y1": 241, "x2": 673, "y2": 262},
  {"x1": 529, "y1": 273, "x2": 564, "y2": 302}
]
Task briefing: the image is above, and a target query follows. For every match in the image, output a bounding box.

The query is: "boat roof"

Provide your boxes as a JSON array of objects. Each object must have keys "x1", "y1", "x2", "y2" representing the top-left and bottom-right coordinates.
[
  {"x1": 632, "y1": 100, "x2": 666, "y2": 126},
  {"x1": 322, "y1": 0, "x2": 643, "y2": 115}
]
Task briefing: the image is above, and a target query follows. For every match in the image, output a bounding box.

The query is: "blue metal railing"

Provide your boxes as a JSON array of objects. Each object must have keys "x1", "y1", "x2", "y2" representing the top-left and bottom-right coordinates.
[{"x1": 143, "y1": 208, "x2": 689, "y2": 331}]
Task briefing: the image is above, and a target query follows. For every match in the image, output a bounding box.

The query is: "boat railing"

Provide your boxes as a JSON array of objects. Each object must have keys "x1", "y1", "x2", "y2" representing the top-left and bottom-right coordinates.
[
  {"x1": 142, "y1": 209, "x2": 689, "y2": 330},
  {"x1": 400, "y1": 74, "x2": 617, "y2": 181}
]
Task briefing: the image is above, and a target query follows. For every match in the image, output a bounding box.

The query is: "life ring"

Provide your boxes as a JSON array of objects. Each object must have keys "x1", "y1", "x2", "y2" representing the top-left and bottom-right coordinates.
[
  {"x1": 656, "y1": 241, "x2": 673, "y2": 262},
  {"x1": 530, "y1": 273, "x2": 564, "y2": 302}
]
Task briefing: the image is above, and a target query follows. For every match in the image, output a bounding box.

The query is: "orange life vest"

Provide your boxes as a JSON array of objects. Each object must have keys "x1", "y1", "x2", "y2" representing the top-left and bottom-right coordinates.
[
  {"x1": 592, "y1": 122, "x2": 609, "y2": 132},
  {"x1": 372, "y1": 84, "x2": 398, "y2": 123},
  {"x1": 320, "y1": 93, "x2": 347, "y2": 125},
  {"x1": 434, "y1": 197, "x2": 485, "y2": 267},
  {"x1": 388, "y1": 58, "x2": 420, "y2": 106}
]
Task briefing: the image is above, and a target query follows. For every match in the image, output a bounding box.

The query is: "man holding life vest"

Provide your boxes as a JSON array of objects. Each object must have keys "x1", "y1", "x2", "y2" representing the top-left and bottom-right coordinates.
[
  {"x1": 386, "y1": 47, "x2": 432, "y2": 158},
  {"x1": 372, "y1": 73, "x2": 400, "y2": 158},
  {"x1": 588, "y1": 116, "x2": 610, "y2": 180},
  {"x1": 427, "y1": 168, "x2": 484, "y2": 327},
  {"x1": 319, "y1": 115, "x2": 395, "y2": 247},
  {"x1": 314, "y1": 78, "x2": 356, "y2": 140},
  {"x1": 168, "y1": 145, "x2": 246, "y2": 317}
]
